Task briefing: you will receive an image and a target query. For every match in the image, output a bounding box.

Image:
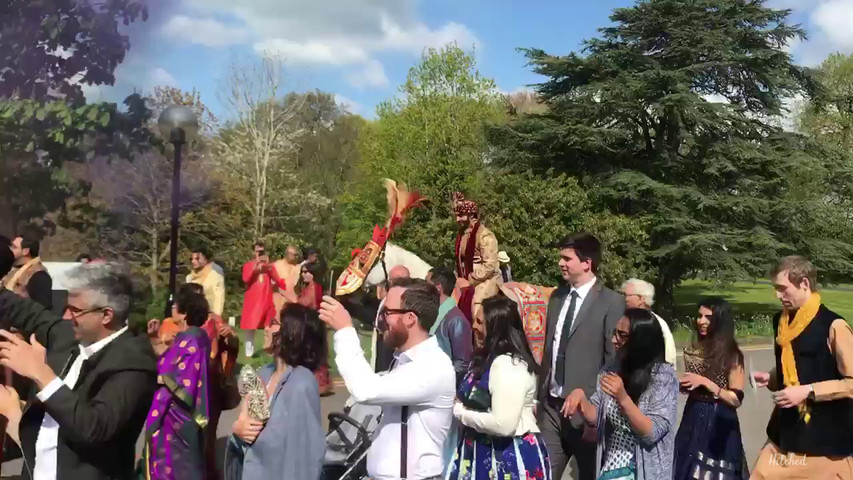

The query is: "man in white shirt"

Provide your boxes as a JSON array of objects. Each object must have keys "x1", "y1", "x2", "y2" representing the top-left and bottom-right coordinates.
[
  {"x1": 320, "y1": 278, "x2": 456, "y2": 480},
  {"x1": 621, "y1": 278, "x2": 678, "y2": 366},
  {"x1": 0, "y1": 262, "x2": 157, "y2": 480}
]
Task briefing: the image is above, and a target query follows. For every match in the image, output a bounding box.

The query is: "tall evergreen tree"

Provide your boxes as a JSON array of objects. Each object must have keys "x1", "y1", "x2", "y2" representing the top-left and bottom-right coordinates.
[{"x1": 489, "y1": 0, "x2": 853, "y2": 311}]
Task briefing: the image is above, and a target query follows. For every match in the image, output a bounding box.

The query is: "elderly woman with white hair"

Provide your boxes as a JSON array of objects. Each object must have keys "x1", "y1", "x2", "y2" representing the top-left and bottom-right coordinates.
[
  {"x1": 620, "y1": 278, "x2": 677, "y2": 366},
  {"x1": 0, "y1": 262, "x2": 158, "y2": 480}
]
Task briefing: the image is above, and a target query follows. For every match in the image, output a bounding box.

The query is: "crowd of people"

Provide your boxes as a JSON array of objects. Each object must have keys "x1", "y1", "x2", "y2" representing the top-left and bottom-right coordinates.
[{"x1": 0, "y1": 206, "x2": 848, "y2": 480}]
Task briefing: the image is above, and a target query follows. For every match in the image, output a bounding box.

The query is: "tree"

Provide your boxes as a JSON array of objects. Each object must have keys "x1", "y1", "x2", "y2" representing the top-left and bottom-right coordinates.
[
  {"x1": 337, "y1": 43, "x2": 506, "y2": 266},
  {"x1": 284, "y1": 90, "x2": 365, "y2": 256},
  {"x1": 488, "y1": 0, "x2": 853, "y2": 311},
  {"x1": 215, "y1": 56, "x2": 307, "y2": 240},
  {"x1": 0, "y1": 95, "x2": 154, "y2": 236},
  {"x1": 799, "y1": 53, "x2": 853, "y2": 151},
  {"x1": 337, "y1": 44, "x2": 647, "y2": 283},
  {"x1": 0, "y1": 0, "x2": 148, "y2": 102}
]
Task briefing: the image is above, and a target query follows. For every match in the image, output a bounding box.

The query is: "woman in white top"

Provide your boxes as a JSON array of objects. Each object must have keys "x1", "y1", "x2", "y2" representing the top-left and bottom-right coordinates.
[{"x1": 446, "y1": 296, "x2": 552, "y2": 480}]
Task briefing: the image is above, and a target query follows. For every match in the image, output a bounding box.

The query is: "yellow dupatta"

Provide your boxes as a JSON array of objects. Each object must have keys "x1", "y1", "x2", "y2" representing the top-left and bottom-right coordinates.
[
  {"x1": 5, "y1": 257, "x2": 42, "y2": 292},
  {"x1": 776, "y1": 292, "x2": 821, "y2": 423}
]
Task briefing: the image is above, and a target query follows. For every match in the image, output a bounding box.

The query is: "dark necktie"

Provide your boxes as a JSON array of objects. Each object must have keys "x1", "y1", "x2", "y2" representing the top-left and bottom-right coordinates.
[{"x1": 555, "y1": 290, "x2": 579, "y2": 389}]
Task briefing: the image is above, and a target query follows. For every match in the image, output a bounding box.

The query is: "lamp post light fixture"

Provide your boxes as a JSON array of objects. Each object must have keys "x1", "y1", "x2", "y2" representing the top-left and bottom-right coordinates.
[{"x1": 157, "y1": 105, "x2": 199, "y2": 317}]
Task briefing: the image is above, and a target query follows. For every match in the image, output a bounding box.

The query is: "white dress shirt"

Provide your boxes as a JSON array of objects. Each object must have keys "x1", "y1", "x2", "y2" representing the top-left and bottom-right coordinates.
[
  {"x1": 550, "y1": 276, "x2": 597, "y2": 398},
  {"x1": 454, "y1": 354, "x2": 538, "y2": 437},
  {"x1": 334, "y1": 327, "x2": 455, "y2": 480},
  {"x1": 34, "y1": 326, "x2": 128, "y2": 480},
  {"x1": 653, "y1": 312, "x2": 677, "y2": 366}
]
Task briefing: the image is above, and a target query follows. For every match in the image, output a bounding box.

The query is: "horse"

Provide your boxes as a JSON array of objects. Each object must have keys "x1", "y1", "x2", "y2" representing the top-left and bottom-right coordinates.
[
  {"x1": 364, "y1": 242, "x2": 433, "y2": 286},
  {"x1": 361, "y1": 242, "x2": 556, "y2": 364}
]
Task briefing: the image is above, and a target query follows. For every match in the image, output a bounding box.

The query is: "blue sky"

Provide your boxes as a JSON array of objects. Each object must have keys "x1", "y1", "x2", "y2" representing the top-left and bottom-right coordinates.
[{"x1": 84, "y1": 0, "x2": 853, "y2": 121}]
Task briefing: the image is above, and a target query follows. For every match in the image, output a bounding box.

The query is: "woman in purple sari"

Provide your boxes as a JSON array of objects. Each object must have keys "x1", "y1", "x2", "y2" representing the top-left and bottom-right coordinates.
[{"x1": 142, "y1": 286, "x2": 212, "y2": 479}]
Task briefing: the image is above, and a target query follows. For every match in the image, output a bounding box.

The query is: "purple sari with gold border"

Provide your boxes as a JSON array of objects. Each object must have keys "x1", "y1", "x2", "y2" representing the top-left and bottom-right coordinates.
[{"x1": 142, "y1": 327, "x2": 211, "y2": 479}]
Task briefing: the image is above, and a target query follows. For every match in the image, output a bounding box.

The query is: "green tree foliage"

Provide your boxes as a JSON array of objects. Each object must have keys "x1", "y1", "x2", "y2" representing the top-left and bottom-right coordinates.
[
  {"x1": 1, "y1": 0, "x2": 148, "y2": 102},
  {"x1": 799, "y1": 52, "x2": 853, "y2": 150},
  {"x1": 0, "y1": 0, "x2": 151, "y2": 239},
  {"x1": 488, "y1": 0, "x2": 853, "y2": 310},
  {"x1": 338, "y1": 44, "x2": 648, "y2": 284}
]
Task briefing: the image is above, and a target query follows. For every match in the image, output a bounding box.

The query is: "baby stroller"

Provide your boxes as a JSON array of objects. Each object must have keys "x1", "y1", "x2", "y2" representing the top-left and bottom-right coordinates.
[{"x1": 322, "y1": 397, "x2": 383, "y2": 480}]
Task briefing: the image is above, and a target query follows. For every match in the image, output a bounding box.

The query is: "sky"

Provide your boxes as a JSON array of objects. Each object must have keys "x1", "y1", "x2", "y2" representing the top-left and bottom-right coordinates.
[{"x1": 82, "y1": 0, "x2": 853, "y2": 121}]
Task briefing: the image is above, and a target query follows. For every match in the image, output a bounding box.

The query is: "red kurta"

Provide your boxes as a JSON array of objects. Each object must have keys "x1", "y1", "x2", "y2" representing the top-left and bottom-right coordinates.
[{"x1": 240, "y1": 260, "x2": 281, "y2": 329}]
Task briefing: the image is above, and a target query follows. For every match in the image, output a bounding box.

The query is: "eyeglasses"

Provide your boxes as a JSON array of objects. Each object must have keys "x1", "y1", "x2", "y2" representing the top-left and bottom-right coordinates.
[
  {"x1": 376, "y1": 307, "x2": 415, "y2": 330},
  {"x1": 610, "y1": 328, "x2": 630, "y2": 342},
  {"x1": 63, "y1": 305, "x2": 106, "y2": 321}
]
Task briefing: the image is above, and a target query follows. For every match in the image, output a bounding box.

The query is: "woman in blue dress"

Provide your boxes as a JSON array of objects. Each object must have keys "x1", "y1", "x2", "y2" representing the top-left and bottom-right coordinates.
[
  {"x1": 446, "y1": 296, "x2": 551, "y2": 480},
  {"x1": 674, "y1": 297, "x2": 748, "y2": 479}
]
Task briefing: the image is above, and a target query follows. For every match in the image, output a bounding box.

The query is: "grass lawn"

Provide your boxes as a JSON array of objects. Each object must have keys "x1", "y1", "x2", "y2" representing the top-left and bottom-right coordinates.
[
  {"x1": 671, "y1": 279, "x2": 853, "y2": 342},
  {"x1": 231, "y1": 280, "x2": 853, "y2": 372}
]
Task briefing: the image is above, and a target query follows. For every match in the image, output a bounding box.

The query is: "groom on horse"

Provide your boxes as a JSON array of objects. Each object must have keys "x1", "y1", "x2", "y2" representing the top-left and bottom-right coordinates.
[{"x1": 452, "y1": 193, "x2": 500, "y2": 348}]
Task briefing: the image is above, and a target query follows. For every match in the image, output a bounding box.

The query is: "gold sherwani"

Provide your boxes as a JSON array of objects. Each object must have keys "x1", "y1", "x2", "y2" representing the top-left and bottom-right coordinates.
[
  {"x1": 456, "y1": 222, "x2": 501, "y2": 344},
  {"x1": 186, "y1": 264, "x2": 226, "y2": 315}
]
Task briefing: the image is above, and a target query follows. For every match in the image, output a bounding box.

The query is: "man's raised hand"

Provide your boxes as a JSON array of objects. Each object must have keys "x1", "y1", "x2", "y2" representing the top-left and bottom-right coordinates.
[{"x1": 319, "y1": 296, "x2": 354, "y2": 331}]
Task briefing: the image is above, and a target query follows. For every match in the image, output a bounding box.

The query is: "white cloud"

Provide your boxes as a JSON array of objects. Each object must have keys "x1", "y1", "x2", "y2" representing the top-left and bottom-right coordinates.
[
  {"x1": 149, "y1": 67, "x2": 179, "y2": 88},
  {"x1": 345, "y1": 59, "x2": 390, "y2": 88},
  {"x1": 379, "y1": 16, "x2": 478, "y2": 55},
  {"x1": 172, "y1": 0, "x2": 477, "y2": 89},
  {"x1": 162, "y1": 15, "x2": 249, "y2": 47},
  {"x1": 253, "y1": 38, "x2": 369, "y2": 65},
  {"x1": 334, "y1": 94, "x2": 362, "y2": 114},
  {"x1": 812, "y1": 1, "x2": 853, "y2": 49}
]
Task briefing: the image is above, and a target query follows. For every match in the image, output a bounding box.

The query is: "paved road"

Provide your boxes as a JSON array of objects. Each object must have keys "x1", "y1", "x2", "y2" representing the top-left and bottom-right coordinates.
[{"x1": 1, "y1": 347, "x2": 778, "y2": 478}]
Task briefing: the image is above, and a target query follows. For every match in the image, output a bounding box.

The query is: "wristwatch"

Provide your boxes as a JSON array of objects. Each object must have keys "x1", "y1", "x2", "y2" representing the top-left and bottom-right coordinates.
[{"x1": 807, "y1": 384, "x2": 815, "y2": 401}]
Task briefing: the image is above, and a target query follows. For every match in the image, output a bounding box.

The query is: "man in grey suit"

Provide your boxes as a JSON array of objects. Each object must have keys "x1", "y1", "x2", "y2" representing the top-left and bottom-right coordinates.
[{"x1": 537, "y1": 232, "x2": 625, "y2": 480}]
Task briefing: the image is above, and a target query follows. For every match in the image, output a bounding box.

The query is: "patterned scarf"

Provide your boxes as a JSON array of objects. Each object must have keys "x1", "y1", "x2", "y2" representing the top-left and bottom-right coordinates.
[{"x1": 776, "y1": 292, "x2": 821, "y2": 423}]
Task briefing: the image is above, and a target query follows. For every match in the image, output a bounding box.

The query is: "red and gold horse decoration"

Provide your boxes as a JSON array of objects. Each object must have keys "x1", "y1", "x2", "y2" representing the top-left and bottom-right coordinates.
[{"x1": 335, "y1": 179, "x2": 423, "y2": 296}]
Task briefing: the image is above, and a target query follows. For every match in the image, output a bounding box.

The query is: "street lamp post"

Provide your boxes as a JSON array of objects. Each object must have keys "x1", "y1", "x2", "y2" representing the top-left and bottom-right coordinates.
[{"x1": 157, "y1": 106, "x2": 199, "y2": 317}]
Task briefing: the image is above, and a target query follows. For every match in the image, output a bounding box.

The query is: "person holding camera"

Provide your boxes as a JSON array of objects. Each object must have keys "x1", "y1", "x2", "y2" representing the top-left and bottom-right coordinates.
[
  {"x1": 240, "y1": 242, "x2": 276, "y2": 358},
  {"x1": 446, "y1": 296, "x2": 551, "y2": 480}
]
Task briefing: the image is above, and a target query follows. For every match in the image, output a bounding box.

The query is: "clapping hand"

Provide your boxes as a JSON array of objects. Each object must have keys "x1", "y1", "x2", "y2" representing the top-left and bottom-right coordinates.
[
  {"x1": 679, "y1": 372, "x2": 711, "y2": 391},
  {"x1": 0, "y1": 331, "x2": 56, "y2": 389},
  {"x1": 753, "y1": 371, "x2": 771, "y2": 389},
  {"x1": 601, "y1": 373, "x2": 629, "y2": 404},
  {"x1": 773, "y1": 385, "x2": 811, "y2": 409}
]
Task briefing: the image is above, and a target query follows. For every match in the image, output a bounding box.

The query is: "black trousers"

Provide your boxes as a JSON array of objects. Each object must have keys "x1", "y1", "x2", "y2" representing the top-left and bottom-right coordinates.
[{"x1": 538, "y1": 395, "x2": 597, "y2": 480}]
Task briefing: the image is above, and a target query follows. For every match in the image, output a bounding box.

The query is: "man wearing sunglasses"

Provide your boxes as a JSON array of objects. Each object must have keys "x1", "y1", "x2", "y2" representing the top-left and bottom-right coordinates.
[
  {"x1": 0, "y1": 261, "x2": 157, "y2": 480},
  {"x1": 320, "y1": 278, "x2": 455, "y2": 480}
]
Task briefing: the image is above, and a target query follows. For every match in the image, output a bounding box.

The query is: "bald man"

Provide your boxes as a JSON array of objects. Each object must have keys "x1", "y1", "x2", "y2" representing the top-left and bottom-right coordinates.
[
  {"x1": 370, "y1": 265, "x2": 411, "y2": 371},
  {"x1": 272, "y1": 245, "x2": 301, "y2": 313}
]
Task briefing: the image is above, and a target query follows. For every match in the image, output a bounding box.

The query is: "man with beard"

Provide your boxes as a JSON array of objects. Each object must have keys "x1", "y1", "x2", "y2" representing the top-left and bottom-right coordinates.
[
  {"x1": 3, "y1": 235, "x2": 52, "y2": 310},
  {"x1": 452, "y1": 193, "x2": 499, "y2": 346},
  {"x1": 320, "y1": 278, "x2": 455, "y2": 480}
]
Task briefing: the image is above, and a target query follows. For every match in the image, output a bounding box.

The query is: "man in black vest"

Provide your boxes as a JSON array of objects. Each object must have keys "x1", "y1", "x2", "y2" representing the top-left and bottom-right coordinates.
[{"x1": 752, "y1": 256, "x2": 853, "y2": 478}]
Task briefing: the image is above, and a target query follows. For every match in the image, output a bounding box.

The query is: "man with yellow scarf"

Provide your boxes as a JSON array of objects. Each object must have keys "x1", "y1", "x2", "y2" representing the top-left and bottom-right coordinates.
[
  {"x1": 752, "y1": 256, "x2": 853, "y2": 479},
  {"x1": 2, "y1": 235, "x2": 52, "y2": 310}
]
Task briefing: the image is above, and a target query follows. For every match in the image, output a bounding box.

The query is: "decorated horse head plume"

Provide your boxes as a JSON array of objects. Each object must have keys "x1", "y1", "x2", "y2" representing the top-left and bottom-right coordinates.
[{"x1": 335, "y1": 179, "x2": 423, "y2": 296}]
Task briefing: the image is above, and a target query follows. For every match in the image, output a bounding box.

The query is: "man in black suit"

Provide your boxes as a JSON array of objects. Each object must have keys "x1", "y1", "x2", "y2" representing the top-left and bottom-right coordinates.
[
  {"x1": 0, "y1": 261, "x2": 157, "y2": 480},
  {"x1": 537, "y1": 232, "x2": 625, "y2": 480}
]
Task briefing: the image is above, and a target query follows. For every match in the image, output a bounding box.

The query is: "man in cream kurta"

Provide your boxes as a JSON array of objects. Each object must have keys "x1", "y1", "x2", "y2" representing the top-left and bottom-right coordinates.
[{"x1": 186, "y1": 249, "x2": 225, "y2": 315}]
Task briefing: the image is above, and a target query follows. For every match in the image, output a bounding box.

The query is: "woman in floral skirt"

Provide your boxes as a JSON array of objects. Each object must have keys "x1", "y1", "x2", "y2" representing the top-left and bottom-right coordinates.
[{"x1": 446, "y1": 296, "x2": 551, "y2": 480}]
